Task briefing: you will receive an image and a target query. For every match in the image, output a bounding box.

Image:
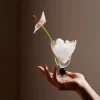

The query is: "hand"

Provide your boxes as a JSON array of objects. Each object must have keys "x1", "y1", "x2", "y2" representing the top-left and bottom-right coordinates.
[
  {"x1": 38, "y1": 64, "x2": 85, "y2": 92},
  {"x1": 38, "y1": 65, "x2": 100, "y2": 100}
]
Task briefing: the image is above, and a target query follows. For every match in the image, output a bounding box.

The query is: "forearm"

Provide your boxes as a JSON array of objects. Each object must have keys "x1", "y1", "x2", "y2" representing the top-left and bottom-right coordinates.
[{"x1": 77, "y1": 80, "x2": 100, "y2": 100}]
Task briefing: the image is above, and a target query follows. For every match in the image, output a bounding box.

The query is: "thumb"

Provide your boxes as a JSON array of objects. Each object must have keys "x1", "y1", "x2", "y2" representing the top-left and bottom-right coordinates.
[{"x1": 66, "y1": 71, "x2": 76, "y2": 78}]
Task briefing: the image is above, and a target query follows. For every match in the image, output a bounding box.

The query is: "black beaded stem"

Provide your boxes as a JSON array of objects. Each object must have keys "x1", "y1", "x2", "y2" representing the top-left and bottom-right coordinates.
[{"x1": 59, "y1": 68, "x2": 66, "y2": 75}]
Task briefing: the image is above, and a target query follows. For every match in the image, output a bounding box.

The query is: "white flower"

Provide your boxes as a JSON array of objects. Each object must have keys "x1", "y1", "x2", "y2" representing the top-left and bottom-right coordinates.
[
  {"x1": 51, "y1": 38, "x2": 77, "y2": 68},
  {"x1": 34, "y1": 11, "x2": 46, "y2": 33}
]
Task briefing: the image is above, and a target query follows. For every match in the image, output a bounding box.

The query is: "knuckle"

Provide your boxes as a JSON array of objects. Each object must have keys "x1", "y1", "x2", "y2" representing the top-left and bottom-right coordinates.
[{"x1": 75, "y1": 73, "x2": 85, "y2": 79}]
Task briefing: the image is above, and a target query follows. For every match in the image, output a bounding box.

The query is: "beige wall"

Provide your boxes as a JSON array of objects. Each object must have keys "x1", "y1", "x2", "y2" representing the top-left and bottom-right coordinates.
[
  {"x1": 20, "y1": 0, "x2": 100, "y2": 100},
  {"x1": 0, "y1": 0, "x2": 20, "y2": 100},
  {"x1": 1, "y1": 0, "x2": 100, "y2": 100}
]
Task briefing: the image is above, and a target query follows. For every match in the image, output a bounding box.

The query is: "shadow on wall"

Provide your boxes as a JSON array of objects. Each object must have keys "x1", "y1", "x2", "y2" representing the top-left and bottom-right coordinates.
[{"x1": 0, "y1": 0, "x2": 20, "y2": 100}]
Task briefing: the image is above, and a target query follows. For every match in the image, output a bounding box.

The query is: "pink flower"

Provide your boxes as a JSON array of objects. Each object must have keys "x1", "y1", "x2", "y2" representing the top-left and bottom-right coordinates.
[{"x1": 33, "y1": 11, "x2": 46, "y2": 33}]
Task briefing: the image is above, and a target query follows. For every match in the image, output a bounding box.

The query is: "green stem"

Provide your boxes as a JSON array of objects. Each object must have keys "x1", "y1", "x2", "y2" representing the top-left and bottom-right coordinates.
[
  {"x1": 41, "y1": 26, "x2": 60, "y2": 67},
  {"x1": 42, "y1": 26, "x2": 52, "y2": 42}
]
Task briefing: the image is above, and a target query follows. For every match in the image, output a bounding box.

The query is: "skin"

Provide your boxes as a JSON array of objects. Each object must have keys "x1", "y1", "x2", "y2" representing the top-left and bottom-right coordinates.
[{"x1": 38, "y1": 64, "x2": 100, "y2": 100}]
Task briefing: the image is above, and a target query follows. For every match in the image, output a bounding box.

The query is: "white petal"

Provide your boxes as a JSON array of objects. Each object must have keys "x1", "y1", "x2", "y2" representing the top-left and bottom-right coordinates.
[
  {"x1": 40, "y1": 11, "x2": 46, "y2": 24},
  {"x1": 34, "y1": 11, "x2": 46, "y2": 33}
]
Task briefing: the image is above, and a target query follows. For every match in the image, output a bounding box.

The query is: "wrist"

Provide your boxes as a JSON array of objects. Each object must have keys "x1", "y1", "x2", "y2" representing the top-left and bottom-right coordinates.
[
  {"x1": 76, "y1": 79, "x2": 100, "y2": 100},
  {"x1": 75, "y1": 80, "x2": 91, "y2": 100},
  {"x1": 76, "y1": 79, "x2": 90, "y2": 93},
  {"x1": 72, "y1": 78, "x2": 88, "y2": 93}
]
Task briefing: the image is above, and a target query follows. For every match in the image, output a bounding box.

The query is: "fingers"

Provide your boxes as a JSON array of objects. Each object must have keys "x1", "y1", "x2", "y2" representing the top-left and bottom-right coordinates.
[
  {"x1": 43, "y1": 64, "x2": 56, "y2": 86},
  {"x1": 38, "y1": 66, "x2": 45, "y2": 76},
  {"x1": 66, "y1": 71, "x2": 84, "y2": 79},
  {"x1": 38, "y1": 65, "x2": 60, "y2": 87},
  {"x1": 43, "y1": 64, "x2": 52, "y2": 80},
  {"x1": 52, "y1": 66, "x2": 58, "y2": 83},
  {"x1": 38, "y1": 66, "x2": 53, "y2": 76},
  {"x1": 38, "y1": 65, "x2": 61, "y2": 89},
  {"x1": 38, "y1": 65, "x2": 55, "y2": 85},
  {"x1": 66, "y1": 71, "x2": 76, "y2": 78}
]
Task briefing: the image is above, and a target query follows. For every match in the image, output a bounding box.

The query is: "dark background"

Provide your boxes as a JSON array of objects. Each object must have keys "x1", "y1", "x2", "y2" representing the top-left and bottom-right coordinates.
[
  {"x1": 0, "y1": 0, "x2": 20, "y2": 99},
  {"x1": 0, "y1": 0, "x2": 100, "y2": 100}
]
